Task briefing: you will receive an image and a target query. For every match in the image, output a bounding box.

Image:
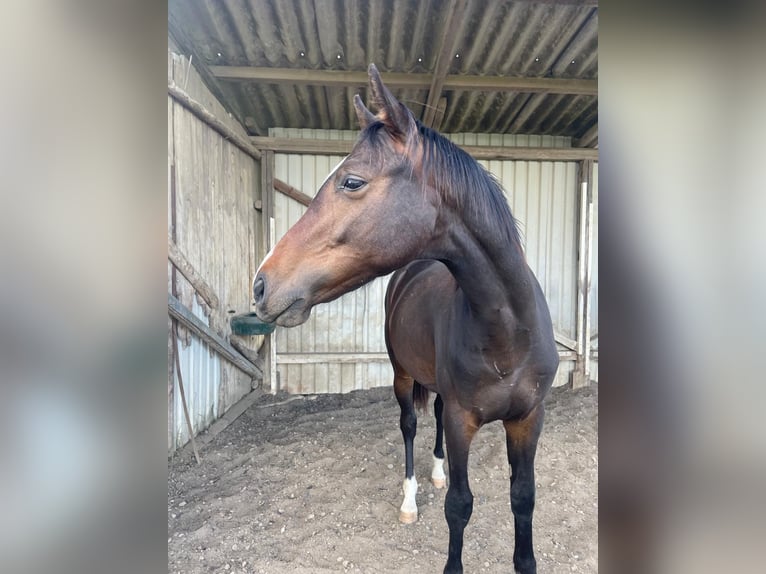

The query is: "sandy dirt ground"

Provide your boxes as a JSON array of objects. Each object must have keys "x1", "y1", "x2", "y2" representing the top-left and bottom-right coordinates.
[{"x1": 168, "y1": 384, "x2": 597, "y2": 573}]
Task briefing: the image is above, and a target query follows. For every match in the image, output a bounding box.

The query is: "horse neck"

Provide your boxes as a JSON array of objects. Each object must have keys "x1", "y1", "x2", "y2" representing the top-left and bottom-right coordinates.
[{"x1": 430, "y1": 197, "x2": 538, "y2": 334}]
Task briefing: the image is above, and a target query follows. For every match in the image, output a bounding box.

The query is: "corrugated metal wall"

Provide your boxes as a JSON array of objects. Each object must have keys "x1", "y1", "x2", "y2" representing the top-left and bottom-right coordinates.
[
  {"x1": 168, "y1": 44, "x2": 262, "y2": 451},
  {"x1": 270, "y1": 129, "x2": 583, "y2": 392}
]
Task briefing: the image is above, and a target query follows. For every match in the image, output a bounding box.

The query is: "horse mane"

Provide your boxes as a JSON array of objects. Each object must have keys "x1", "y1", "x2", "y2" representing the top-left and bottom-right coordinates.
[
  {"x1": 357, "y1": 121, "x2": 523, "y2": 250},
  {"x1": 417, "y1": 124, "x2": 523, "y2": 250}
]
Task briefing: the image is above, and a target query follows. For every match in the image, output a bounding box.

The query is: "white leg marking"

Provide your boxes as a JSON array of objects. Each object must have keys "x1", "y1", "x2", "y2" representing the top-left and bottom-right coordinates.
[
  {"x1": 431, "y1": 455, "x2": 446, "y2": 488},
  {"x1": 399, "y1": 476, "x2": 418, "y2": 523}
]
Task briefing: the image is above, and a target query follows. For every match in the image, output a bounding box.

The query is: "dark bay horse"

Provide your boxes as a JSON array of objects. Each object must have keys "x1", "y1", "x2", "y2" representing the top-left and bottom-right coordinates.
[{"x1": 253, "y1": 64, "x2": 558, "y2": 574}]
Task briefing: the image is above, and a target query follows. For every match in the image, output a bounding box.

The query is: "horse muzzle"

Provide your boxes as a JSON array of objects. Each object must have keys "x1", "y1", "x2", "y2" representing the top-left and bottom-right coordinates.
[{"x1": 252, "y1": 274, "x2": 313, "y2": 327}]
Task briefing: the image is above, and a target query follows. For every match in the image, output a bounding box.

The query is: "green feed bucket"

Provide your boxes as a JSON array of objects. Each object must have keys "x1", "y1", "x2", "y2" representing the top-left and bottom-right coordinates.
[{"x1": 230, "y1": 312, "x2": 276, "y2": 336}]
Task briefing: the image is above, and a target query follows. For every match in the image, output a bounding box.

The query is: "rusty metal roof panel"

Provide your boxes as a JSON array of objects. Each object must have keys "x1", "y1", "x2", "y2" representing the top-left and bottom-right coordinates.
[{"x1": 169, "y1": 0, "x2": 597, "y2": 137}]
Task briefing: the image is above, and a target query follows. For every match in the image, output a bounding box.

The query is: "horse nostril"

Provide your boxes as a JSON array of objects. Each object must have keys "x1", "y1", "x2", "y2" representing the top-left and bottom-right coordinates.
[{"x1": 253, "y1": 277, "x2": 265, "y2": 305}]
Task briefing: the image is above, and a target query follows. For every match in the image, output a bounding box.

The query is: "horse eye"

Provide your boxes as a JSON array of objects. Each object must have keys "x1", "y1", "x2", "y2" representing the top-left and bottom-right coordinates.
[{"x1": 341, "y1": 176, "x2": 366, "y2": 191}]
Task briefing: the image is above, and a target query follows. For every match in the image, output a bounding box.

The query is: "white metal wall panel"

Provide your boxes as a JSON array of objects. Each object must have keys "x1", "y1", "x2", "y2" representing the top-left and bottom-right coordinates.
[
  {"x1": 270, "y1": 129, "x2": 582, "y2": 392},
  {"x1": 171, "y1": 298, "x2": 222, "y2": 449}
]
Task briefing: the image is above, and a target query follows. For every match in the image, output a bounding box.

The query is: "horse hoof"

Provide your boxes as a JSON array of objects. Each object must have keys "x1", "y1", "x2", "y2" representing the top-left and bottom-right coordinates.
[
  {"x1": 399, "y1": 510, "x2": 418, "y2": 524},
  {"x1": 431, "y1": 477, "x2": 446, "y2": 489}
]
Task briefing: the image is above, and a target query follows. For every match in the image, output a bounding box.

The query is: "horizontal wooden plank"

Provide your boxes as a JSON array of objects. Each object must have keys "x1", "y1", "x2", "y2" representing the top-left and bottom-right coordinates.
[
  {"x1": 252, "y1": 137, "x2": 598, "y2": 161},
  {"x1": 253, "y1": 137, "x2": 351, "y2": 155},
  {"x1": 468, "y1": 146, "x2": 598, "y2": 161},
  {"x1": 554, "y1": 332, "x2": 578, "y2": 351},
  {"x1": 210, "y1": 67, "x2": 597, "y2": 96},
  {"x1": 278, "y1": 351, "x2": 577, "y2": 364},
  {"x1": 274, "y1": 178, "x2": 312, "y2": 206},
  {"x1": 168, "y1": 293, "x2": 263, "y2": 380},
  {"x1": 277, "y1": 353, "x2": 391, "y2": 364}
]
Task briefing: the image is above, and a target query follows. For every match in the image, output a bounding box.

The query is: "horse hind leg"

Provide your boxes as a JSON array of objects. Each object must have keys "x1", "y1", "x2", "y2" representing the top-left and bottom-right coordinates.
[
  {"x1": 504, "y1": 404, "x2": 545, "y2": 574},
  {"x1": 431, "y1": 393, "x2": 447, "y2": 488},
  {"x1": 394, "y1": 374, "x2": 418, "y2": 524}
]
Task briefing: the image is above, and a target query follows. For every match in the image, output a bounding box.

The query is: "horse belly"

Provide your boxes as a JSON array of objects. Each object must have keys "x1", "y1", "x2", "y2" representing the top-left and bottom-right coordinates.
[{"x1": 385, "y1": 262, "x2": 455, "y2": 388}]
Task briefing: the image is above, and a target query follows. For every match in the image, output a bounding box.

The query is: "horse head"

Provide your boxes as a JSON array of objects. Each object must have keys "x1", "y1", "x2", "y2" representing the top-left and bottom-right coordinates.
[{"x1": 252, "y1": 64, "x2": 438, "y2": 326}]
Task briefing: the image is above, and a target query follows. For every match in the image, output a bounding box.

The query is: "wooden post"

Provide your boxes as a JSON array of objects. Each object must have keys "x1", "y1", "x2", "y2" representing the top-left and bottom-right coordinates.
[
  {"x1": 573, "y1": 160, "x2": 594, "y2": 388},
  {"x1": 259, "y1": 150, "x2": 277, "y2": 394},
  {"x1": 583, "y1": 194, "x2": 595, "y2": 380}
]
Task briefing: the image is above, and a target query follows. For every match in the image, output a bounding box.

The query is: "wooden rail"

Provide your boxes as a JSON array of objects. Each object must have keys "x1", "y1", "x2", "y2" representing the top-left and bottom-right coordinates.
[
  {"x1": 168, "y1": 293, "x2": 263, "y2": 380},
  {"x1": 252, "y1": 137, "x2": 598, "y2": 161}
]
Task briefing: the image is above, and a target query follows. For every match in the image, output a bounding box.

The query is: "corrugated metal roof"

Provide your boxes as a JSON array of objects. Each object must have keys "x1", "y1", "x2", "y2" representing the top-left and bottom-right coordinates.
[{"x1": 169, "y1": 0, "x2": 597, "y2": 139}]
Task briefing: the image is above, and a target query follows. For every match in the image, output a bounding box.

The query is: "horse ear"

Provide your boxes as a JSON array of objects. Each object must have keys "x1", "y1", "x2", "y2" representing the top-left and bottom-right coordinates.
[
  {"x1": 367, "y1": 63, "x2": 415, "y2": 138},
  {"x1": 353, "y1": 94, "x2": 376, "y2": 129}
]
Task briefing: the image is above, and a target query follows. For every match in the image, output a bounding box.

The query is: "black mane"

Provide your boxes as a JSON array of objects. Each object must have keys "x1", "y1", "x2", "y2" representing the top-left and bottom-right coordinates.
[{"x1": 417, "y1": 123, "x2": 523, "y2": 249}]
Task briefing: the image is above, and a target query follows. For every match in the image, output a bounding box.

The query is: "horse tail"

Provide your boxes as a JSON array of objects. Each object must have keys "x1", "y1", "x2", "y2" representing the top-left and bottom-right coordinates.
[{"x1": 413, "y1": 381, "x2": 430, "y2": 413}]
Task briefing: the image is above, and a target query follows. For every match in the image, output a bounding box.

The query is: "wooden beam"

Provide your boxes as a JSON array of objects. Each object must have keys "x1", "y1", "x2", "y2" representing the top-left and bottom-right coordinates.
[
  {"x1": 229, "y1": 335, "x2": 265, "y2": 372},
  {"x1": 422, "y1": 0, "x2": 469, "y2": 127},
  {"x1": 211, "y1": 67, "x2": 426, "y2": 89},
  {"x1": 574, "y1": 123, "x2": 598, "y2": 148},
  {"x1": 558, "y1": 350, "x2": 578, "y2": 361},
  {"x1": 555, "y1": 332, "x2": 578, "y2": 352},
  {"x1": 274, "y1": 178, "x2": 313, "y2": 207},
  {"x1": 210, "y1": 67, "x2": 598, "y2": 96},
  {"x1": 192, "y1": 388, "x2": 265, "y2": 448},
  {"x1": 468, "y1": 146, "x2": 598, "y2": 161},
  {"x1": 168, "y1": 83, "x2": 262, "y2": 161},
  {"x1": 168, "y1": 236, "x2": 220, "y2": 310},
  {"x1": 450, "y1": 75, "x2": 596, "y2": 96},
  {"x1": 252, "y1": 136, "x2": 598, "y2": 161},
  {"x1": 252, "y1": 137, "x2": 350, "y2": 155},
  {"x1": 515, "y1": 0, "x2": 597, "y2": 5},
  {"x1": 277, "y1": 353, "x2": 391, "y2": 364},
  {"x1": 168, "y1": 293, "x2": 263, "y2": 380}
]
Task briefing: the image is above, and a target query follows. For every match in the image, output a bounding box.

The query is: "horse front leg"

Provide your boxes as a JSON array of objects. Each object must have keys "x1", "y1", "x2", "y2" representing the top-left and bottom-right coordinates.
[
  {"x1": 442, "y1": 404, "x2": 479, "y2": 574},
  {"x1": 394, "y1": 375, "x2": 418, "y2": 523},
  {"x1": 504, "y1": 404, "x2": 545, "y2": 574},
  {"x1": 431, "y1": 393, "x2": 446, "y2": 488}
]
